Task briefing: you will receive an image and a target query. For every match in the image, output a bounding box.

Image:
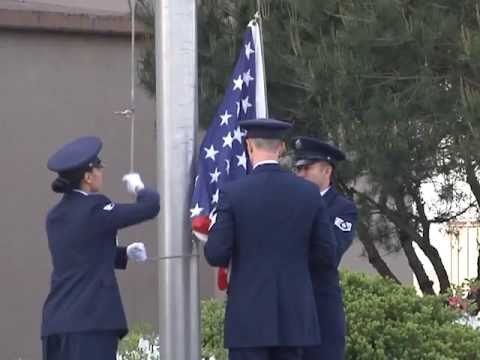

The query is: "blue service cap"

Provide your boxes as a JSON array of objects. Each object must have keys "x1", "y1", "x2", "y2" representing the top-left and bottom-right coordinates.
[
  {"x1": 292, "y1": 136, "x2": 346, "y2": 167},
  {"x1": 239, "y1": 118, "x2": 293, "y2": 139},
  {"x1": 47, "y1": 136, "x2": 103, "y2": 173}
]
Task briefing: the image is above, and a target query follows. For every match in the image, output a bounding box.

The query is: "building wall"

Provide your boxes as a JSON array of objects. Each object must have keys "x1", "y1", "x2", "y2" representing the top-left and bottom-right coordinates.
[
  {"x1": 446, "y1": 223, "x2": 479, "y2": 284},
  {"x1": 341, "y1": 239, "x2": 412, "y2": 284},
  {"x1": 21, "y1": 0, "x2": 129, "y2": 13},
  {"x1": 414, "y1": 222, "x2": 479, "y2": 294}
]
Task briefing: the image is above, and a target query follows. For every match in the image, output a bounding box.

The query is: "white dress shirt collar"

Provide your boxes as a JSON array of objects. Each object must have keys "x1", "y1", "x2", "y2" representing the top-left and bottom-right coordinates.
[
  {"x1": 253, "y1": 160, "x2": 279, "y2": 169},
  {"x1": 320, "y1": 186, "x2": 331, "y2": 197}
]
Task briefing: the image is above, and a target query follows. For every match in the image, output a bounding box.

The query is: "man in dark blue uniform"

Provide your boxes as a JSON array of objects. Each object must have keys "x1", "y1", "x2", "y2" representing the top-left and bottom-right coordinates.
[
  {"x1": 41, "y1": 136, "x2": 160, "y2": 360},
  {"x1": 204, "y1": 119, "x2": 337, "y2": 360},
  {"x1": 293, "y1": 137, "x2": 358, "y2": 360}
]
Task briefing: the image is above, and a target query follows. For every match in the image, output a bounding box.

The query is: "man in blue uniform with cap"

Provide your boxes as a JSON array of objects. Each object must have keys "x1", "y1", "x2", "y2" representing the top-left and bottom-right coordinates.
[
  {"x1": 41, "y1": 136, "x2": 160, "y2": 360},
  {"x1": 293, "y1": 137, "x2": 358, "y2": 360},
  {"x1": 204, "y1": 119, "x2": 337, "y2": 360}
]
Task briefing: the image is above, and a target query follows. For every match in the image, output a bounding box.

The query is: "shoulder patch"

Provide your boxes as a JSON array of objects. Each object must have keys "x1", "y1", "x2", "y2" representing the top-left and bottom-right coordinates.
[
  {"x1": 334, "y1": 217, "x2": 352, "y2": 232},
  {"x1": 103, "y1": 203, "x2": 115, "y2": 211}
]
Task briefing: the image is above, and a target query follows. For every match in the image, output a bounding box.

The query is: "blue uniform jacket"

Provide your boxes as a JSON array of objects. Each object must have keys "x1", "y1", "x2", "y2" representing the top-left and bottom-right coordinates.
[
  {"x1": 41, "y1": 188, "x2": 160, "y2": 338},
  {"x1": 205, "y1": 163, "x2": 337, "y2": 348},
  {"x1": 304, "y1": 186, "x2": 357, "y2": 359}
]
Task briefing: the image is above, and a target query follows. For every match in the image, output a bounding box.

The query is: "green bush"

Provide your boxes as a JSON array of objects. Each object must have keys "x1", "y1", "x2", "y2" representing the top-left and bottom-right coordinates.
[
  {"x1": 120, "y1": 271, "x2": 480, "y2": 359},
  {"x1": 201, "y1": 299, "x2": 228, "y2": 360},
  {"x1": 342, "y1": 271, "x2": 479, "y2": 359},
  {"x1": 118, "y1": 323, "x2": 159, "y2": 360}
]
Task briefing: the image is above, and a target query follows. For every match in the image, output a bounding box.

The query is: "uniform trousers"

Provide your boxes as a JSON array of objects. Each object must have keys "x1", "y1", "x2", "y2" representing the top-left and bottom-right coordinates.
[
  {"x1": 303, "y1": 338, "x2": 346, "y2": 360},
  {"x1": 42, "y1": 331, "x2": 118, "y2": 360},
  {"x1": 303, "y1": 292, "x2": 346, "y2": 360},
  {"x1": 229, "y1": 347, "x2": 302, "y2": 360}
]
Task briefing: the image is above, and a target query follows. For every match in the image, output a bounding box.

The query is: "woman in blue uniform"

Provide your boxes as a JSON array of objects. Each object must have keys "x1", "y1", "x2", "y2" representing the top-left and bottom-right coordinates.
[{"x1": 41, "y1": 136, "x2": 160, "y2": 360}]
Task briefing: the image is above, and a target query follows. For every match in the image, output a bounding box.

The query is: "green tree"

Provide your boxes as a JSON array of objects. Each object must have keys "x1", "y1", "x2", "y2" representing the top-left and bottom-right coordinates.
[{"x1": 136, "y1": 0, "x2": 480, "y2": 293}]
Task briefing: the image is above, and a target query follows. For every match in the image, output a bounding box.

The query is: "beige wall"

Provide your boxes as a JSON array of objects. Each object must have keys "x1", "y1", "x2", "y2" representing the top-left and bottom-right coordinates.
[
  {"x1": 414, "y1": 222, "x2": 479, "y2": 294},
  {"x1": 341, "y1": 240, "x2": 412, "y2": 285},
  {"x1": 0, "y1": 29, "x2": 216, "y2": 359},
  {"x1": 24, "y1": 0, "x2": 130, "y2": 13}
]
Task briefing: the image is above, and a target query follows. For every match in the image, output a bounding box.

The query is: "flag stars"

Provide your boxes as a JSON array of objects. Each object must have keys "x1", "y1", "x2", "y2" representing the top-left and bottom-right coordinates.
[
  {"x1": 237, "y1": 151, "x2": 247, "y2": 170},
  {"x1": 220, "y1": 110, "x2": 232, "y2": 126},
  {"x1": 190, "y1": 203, "x2": 203, "y2": 218},
  {"x1": 192, "y1": 28, "x2": 262, "y2": 222},
  {"x1": 235, "y1": 102, "x2": 241, "y2": 117},
  {"x1": 225, "y1": 159, "x2": 231, "y2": 175},
  {"x1": 211, "y1": 189, "x2": 220, "y2": 205},
  {"x1": 233, "y1": 127, "x2": 246, "y2": 144},
  {"x1": 204, "y1": 145, "x2": 219, "y2": 161},
  {"x1": 243, "y1": 69, "x2": 254, "y2": 87},
  {"x1": 222, "y1": 132, "x2": 234, "y2": 149},
  {"x1": 233, "y1": 75, "x2": 243, "y2": 91},
  {"x1": 245, "y1": 41, "x2": 255, "y2": 60},
  {"x1": 242, "y1": 96, "x2": 252, "y2": 114},
  {"x1": 208, "y1": 208, "x2": 218, "y2": 230},
  {"x1": 210, "y1": 168, "x2": 221, "y2": 183}
]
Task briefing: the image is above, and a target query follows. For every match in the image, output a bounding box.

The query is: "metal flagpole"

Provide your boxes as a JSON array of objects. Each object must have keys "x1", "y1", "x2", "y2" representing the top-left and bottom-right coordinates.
[
  {"x1": 115, "y1": 0, "x2": 137, "y2": 173},
  {"x1": 129, "y1": 0, "x2": 136, "y2": 173},
  {"x1": 256, "y1": 0, "x2": 269, "y2": 118},
  {"x1": 155, "y1": 0, "x2": 199, "y2": 359}
]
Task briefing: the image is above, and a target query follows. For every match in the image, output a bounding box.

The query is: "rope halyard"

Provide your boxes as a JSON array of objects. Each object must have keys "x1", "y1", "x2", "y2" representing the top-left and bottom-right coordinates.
[{"x1": 115, "y1": 0, "x2": 137, "y2": 173}]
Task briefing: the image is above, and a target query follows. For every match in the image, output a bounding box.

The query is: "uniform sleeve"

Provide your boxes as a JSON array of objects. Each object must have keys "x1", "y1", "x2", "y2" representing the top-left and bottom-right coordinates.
[
  {"x1": 332, "y1": 202, "x2": 358, "y2": 265},
  {"x1": 310, "y1": 196, "x2": 337, "y2": 267},
  {"x1": 115, "y1": 246, "x2": 128, "y2": 270},
  {"x1": 204, "y1": 189, "x2": 234, "y2": 267},
  {"x1": 95, "y1": 188, "x2": 160, "y2": 232}
]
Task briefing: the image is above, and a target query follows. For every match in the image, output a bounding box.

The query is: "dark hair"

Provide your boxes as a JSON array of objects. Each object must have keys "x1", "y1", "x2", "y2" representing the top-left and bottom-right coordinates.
[{"x1": 51, "y1": 167, "x2": 90, "y2": 193}]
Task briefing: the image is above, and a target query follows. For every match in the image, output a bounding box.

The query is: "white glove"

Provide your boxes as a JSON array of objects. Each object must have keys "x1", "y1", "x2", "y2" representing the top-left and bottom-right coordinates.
[
  {"x1": 127, "y1": 242, "x2": 147, "y2": 262},
  {"x1": 122, "y1": 173, "x2": 145, "y2": 194},
  {"x1": 193, "y1": 231, "x2": 208, "y2": 245}
]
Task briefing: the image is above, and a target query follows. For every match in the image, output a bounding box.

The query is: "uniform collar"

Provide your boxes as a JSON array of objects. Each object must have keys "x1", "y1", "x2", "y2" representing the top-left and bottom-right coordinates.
[
  {"x1": 320, "y1": 186, "x2": 331, "y2": 197},
  {"x1": 322, "y1": 186, "x2": 338, "y2": 207},
  {"x1": 252, "y1": 162, "x2": 282, "y2": 174},
  {"x1": 72, "y1": 189, "x2": 89, "y2": 196},
  {"x1": 253, "y1": 160, "x2": 279, "y2": 169}
]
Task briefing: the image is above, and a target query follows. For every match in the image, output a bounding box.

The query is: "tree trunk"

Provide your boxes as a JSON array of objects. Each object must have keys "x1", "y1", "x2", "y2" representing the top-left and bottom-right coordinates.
[
  {"x1": 398, "y1": 230, "x2": 435, "y2": 295},
  {"x1": 338, "y1": 182, "x2": 401, "y2": 283},
  {"x1": 478, "y1": 247, "x2": 480, "y2": 281},
  {"x1": 414, "y1": 208, "x2": 451, "y2": 293},
  {"x1": 465, "y1": 157, "x2": 480, "y2": 284},
  {"x1": 465, "y1": 158, "x2": 480, "y2": 206},
  {"x1": 356, "y1": 220, "x2": 401, "y2": 284},
  {"x1": 412, "y1": 238, "x2": 451, "y2": 293},
  {"x1": 396, "y1": 190, "x2": 450, "y2": 293}
]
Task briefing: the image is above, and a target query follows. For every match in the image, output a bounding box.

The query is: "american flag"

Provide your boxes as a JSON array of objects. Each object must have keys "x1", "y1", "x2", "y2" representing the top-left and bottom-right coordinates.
[{"x1": 190, "y1": 18, "x2": 267, "y2": 289}]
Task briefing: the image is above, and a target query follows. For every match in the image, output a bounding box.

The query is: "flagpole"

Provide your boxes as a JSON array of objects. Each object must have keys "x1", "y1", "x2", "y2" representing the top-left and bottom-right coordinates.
[
  {"x1": 155, "y1": 0, "x2": 200, "y2": 359},
  {"x1": 256, "y1": 0, "x2": 269, "y2": 118},
  {"x1": 129, "y1": 0, "x2": 136, "y2": 172}
]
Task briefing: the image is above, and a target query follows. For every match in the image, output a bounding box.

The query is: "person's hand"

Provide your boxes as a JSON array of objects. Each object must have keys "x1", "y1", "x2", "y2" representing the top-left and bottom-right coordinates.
[
  {"x1": 193, "y1": 231, "x2": 208, "y2": 245},
  {"x1": 127, "y1": 242, "x2": 147, "y2": 262},
  {"x1": 122, "y1": 173, "x2": 145, "y2": 194}
]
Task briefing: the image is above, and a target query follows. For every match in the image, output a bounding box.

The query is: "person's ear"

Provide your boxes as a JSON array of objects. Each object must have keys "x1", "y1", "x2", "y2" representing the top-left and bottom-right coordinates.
[
  {"x1": 246, "y1": 139, "x2": 254, "y2": 156},
  {"x1": 278, "y1": 142, "x2": 286, "y2": 157},
  {"x1": 83, "y1": 171, "x2": 93, "y2": 185},
  {"x1": 324, "y1": 164, "x2": 333, "y2": 178}
]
